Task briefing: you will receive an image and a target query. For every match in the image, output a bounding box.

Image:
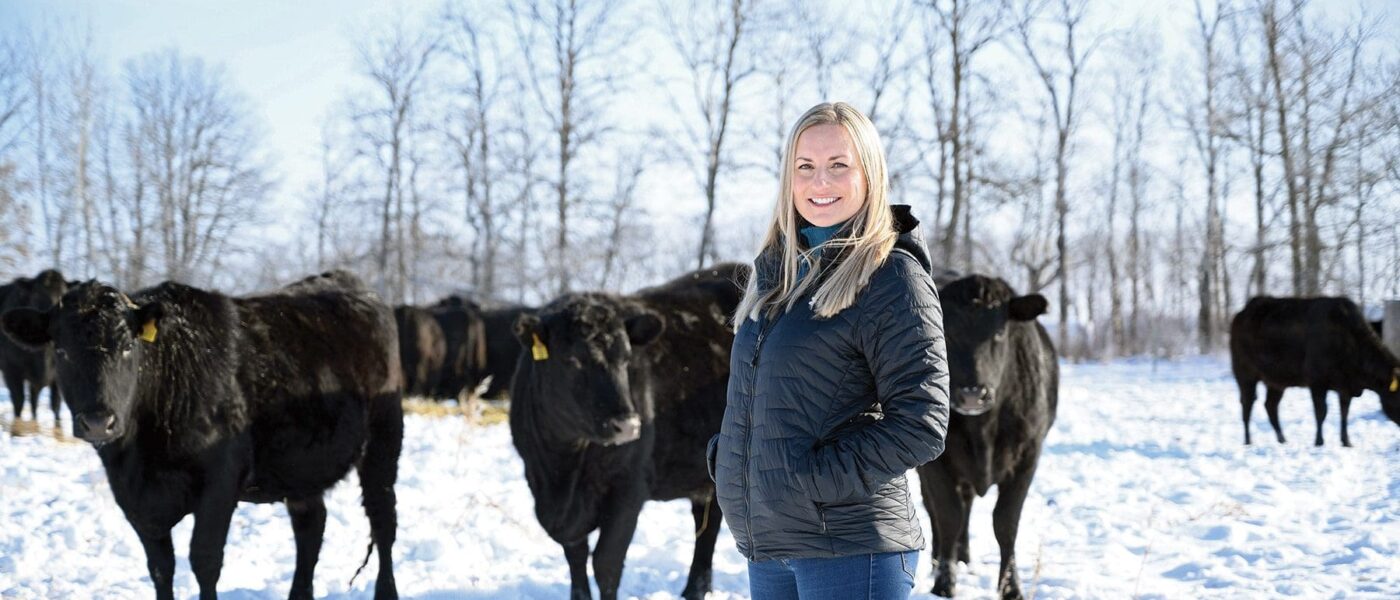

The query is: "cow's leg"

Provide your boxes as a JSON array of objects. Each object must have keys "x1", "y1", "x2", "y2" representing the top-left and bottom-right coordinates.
[
  {"x1": 591, "y1": 490, "x2": 645, "y2": 600},
  {"x1": 286, "y1": 495, "x2": 327, "y2": 600},
  {"x1": 1338, "y1": 393, "x2": 1354, "y2": 448},
  {"x1": 189, "y1": 483, "x2": 240, "y2": 600},
  {"x1": 1308, "y1": 386, "x2": 1329, "y2": 447},
  {"x1": 959, "y1": 520, "x2": 971, "y2": 564},
  {"x1": 4, "y1": 370, "x2": 24, "y2": 420},
  {"x1": 135, "y1": 529, "x2": 177, "y2": 600},
  {"x1": 356, "y1": 394, "x2": 403, "y2": 600},
  {"x1": 992, "y1": 464, "x2": 1039, "y2": 600},
  {"x1": 563, "y1": 539, "x2": 592, "y2": 600},
  {"x1": 681, "y1": 490, "x2": 722, "y2": 600},
  {"x1": 26, "y1": 378, "x2": 42, "y2": 420},
  {"x1": 1238, "y1": 378, "x2": 1258, "y2": 445},
  {"x1": 921, "y1": 464, "x2": 969, "y2": 598},
  {"x1": 48, "y1": 381, "x2": 63, "y2": 426},
  {"x1": 1264, "y1": 387, "x2": 1286, "y2": 444}
]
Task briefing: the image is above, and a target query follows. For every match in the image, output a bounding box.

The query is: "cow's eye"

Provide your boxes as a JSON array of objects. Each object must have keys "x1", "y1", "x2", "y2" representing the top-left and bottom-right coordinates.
[{"x1": 56, "y1": 348, "x2": 68, "y2": 360}]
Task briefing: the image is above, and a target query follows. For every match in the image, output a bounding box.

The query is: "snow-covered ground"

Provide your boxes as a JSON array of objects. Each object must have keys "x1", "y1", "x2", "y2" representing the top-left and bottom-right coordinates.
[{"x1": 1, "y1": 356, "x2": 1396, "y2": 599}]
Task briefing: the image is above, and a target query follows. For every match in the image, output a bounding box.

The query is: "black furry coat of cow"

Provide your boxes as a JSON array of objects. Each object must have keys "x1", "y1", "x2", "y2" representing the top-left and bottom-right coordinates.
[
  {"x1": 395, "y1": 305, "x2": 448, "y2": 398},
  {"x1": 0, "y1": 271, "x2": 403, "y2": 600},
  {"x1": 509, "y1": 263, "x2": 746, "y2": 600},
  {"x1": 0, "y1": 269, "x2": 68, "y2": 423},
  {"x1": 1230, "y1": 296, "x2": 1400, "y2": 447},
  {"x1": 916, "y1": 274, "x2": 1057, "y2": 600}
]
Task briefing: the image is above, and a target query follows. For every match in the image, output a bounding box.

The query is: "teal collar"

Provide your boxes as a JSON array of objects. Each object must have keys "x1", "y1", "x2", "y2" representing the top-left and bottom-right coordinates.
[{"x1": 800, "y1": 221, "x2": 845, "y2": 249}]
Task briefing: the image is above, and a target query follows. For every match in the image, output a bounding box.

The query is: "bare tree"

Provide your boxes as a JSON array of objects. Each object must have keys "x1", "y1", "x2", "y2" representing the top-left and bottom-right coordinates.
[
  {"x1": 351, "y1": 17, "x2": 438, "y2": 303},
  {"x1": 443, "y1": 3, "x2": 507, "y2": 298},
  {"x1": 1014, "y1": 0, "x2": 1100, "y2": 352},
  {"x1": 927, "y1": 0, "x2": 1009, "y2": 268},
  {"x1": 662, "y1": 0, "x2": 760, "y2": 268},
  {"x1": 124, "y1": 49, "x2": 271, "y2": 285},
  {"x1": 793, "y1": 0, "x2": 854, "y2": 100},
  {"x1": 1182, "y1": 0, "x2": 1229, "y2": 352},
  {"x1": 0, "y1": 35, "x2": 33, "y2": 270},
  {"x1": 511, "y1": 0, "x2": 631, "y2": 295},
  {"x1": 1125, "y1": 38, "x2": 1158, "y2": 354}
]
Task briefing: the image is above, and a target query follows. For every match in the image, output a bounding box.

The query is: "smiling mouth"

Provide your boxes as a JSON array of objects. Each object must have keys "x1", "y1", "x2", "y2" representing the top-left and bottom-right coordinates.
[{"x1": 809, "y1": 196, "x2": 840, "y2": 206}]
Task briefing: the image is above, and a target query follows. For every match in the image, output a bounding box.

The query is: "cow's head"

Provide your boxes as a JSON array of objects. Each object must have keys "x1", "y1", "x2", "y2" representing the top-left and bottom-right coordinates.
[
  {"x1": 1, "y1": 282, "x2": 160, "y2": 444},
  {"x1": 512, "y1": 295, "x2": 663, "y2": 446},
  {"x1": 940, "y1": 275, "x2": 1048, "y2": 417},
  {"x1": 1382, "y1": 367, "x2": 1400, "y2": 427}
]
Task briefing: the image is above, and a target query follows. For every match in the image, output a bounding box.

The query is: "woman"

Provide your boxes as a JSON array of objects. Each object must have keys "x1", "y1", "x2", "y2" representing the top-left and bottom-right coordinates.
[{"x1": 707, "y1": 102, "x2": 949, "y2": 599}]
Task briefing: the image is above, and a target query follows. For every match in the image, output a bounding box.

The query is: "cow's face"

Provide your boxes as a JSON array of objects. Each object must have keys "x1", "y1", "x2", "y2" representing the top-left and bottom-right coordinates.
[
  {"x1": 0, "y1": 283, "x2": 159, "y2": 444},
  {"x1": 514, "y1": 299, "x2": 663, "y2": 445},
  {"x1": 940, "y1": 276, "x2": 1048, "y2": 417},
  {"x1": 1382, "y1": 367, "x2": 1400, "y2": 427}
]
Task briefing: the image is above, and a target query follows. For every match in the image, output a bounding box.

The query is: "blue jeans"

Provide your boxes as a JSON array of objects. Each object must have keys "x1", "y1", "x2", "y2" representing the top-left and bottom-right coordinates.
[{"x1": 748, "y1": 550, "x2": 918, "y2": 600}]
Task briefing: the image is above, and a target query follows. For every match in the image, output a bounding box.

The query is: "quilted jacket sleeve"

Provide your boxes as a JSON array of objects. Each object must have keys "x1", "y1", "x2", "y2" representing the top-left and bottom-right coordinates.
[{"x1": 794, "y1": 258, "x2": 950, "y2": 503}]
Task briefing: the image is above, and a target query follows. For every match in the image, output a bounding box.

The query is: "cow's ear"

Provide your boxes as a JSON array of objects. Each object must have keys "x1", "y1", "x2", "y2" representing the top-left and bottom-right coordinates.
[
  {"x1": 625, "y1": 310, "x2": 664, "y2": 347},
  {"x1": 513, "y1": 313, "x2": 541, "y2": 348},
  {"x1": 1, "y1": 307, "x2": 54, "y2": 349},
  {"x1": 129, "y1": 302, "x2": 165, "y2": 343},
  {"x1": 1008, "y1": 294, "x2": 1049, "y2": 321}
]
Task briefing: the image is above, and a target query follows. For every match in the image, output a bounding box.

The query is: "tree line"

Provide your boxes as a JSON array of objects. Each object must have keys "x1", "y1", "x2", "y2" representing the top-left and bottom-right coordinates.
[{"x1": 1, "y1": 0, "x2": 1396, "y2": 359}]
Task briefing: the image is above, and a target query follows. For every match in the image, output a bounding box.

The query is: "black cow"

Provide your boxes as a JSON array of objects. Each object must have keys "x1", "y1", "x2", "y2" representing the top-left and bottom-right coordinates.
[
  {"x1": 431, "y1": 296, "x2": 488, "y2": 402},
  {"x1": 0, "y1": 269, "x2": 68, "y2": 423},
  {"x1": 480, "y1": 305, "x2": 530, "y2": 400},
  {"x1": 1230, "y1": 296, "x2": 1400, "y2": 447},
  {"x1": 916, "y1": 275, "x2": 1056, "y2": 600},
  {"x1": 0, "y1": 271, "x2": 403, "y2": 600},
  {"x1": 510, "y1": 263, "x2": 747, "y2": 600},
  {"x1": 395, "y1": 305, "x2": 447, "y2": 398}
]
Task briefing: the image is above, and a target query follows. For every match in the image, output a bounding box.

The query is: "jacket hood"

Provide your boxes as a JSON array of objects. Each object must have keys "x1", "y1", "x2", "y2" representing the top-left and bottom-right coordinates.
[{"x1": 890, "y1": 204, "x2": 934, "y2": 275}]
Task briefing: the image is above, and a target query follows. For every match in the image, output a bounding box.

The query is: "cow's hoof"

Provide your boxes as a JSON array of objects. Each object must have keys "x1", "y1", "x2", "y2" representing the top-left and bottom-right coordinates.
[
  {"x1": 932, "y1": 575, "x2": 956, "y2": 597},
  {"x1": 681, "y1": 580, "x2": 711, "y2": 600},
  {"x1": 999, "y1": 578, "x2": 1023, "y2": 600}
]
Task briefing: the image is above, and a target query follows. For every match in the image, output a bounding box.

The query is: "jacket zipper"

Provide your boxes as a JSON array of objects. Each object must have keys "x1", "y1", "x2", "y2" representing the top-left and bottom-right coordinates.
[{"x1": 743, "y1": 315, "x2": 776, "y2": 554}]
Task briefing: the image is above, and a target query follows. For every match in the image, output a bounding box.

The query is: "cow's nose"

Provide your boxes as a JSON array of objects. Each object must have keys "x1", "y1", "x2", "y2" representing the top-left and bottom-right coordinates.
[
  {"x1": 952, "y1": 386, "x2": 993, "y2": 416},
  {"x1": 78, "y1": 411, "x2": 117, "y2": 441},
  {"x1": 600, "y1": 414, "x2": 642, "y2": 444},
  {"x1": 957, "y1": 386, "x2": 988, "y2": 402}
]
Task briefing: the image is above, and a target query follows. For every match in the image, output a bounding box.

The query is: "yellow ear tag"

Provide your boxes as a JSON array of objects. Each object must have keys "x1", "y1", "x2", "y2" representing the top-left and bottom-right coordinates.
[
  {"x1": 531, "y1": 333, "x2": 549, "y2": 361},
  {"x1": 1390, "y1": 375, "x2": 1398, "y2": 393},
  {"x1": 140, "y1": 319, "x2": 158, "y2": 343}
]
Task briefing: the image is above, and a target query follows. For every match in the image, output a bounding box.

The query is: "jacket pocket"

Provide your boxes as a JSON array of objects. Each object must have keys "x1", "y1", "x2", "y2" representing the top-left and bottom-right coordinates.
[{"x1": 706, "y1": 434, "x2": 719, "y2": 483}]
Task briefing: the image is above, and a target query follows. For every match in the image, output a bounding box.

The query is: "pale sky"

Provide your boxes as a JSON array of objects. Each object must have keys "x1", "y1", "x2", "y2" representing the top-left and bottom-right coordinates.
[{"x1": 3, "y1": 0, "x2": 1395, "y2": 254}]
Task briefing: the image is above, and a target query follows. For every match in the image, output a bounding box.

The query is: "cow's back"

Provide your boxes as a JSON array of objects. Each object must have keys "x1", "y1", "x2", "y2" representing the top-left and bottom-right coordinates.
[
  {"x1": 1231, "y1": 297, "x2": 1372, "y2": 389},
  {"x1": 635, "y1": 263, "x2": 747, "y2": 500},
  {"x1": 234, "y1": 271, "x2": 400, "y2": 499}
]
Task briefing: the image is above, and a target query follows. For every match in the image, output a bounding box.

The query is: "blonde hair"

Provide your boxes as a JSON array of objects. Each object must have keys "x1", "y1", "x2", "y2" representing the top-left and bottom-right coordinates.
[{"x1": 735, "y1": 102, "x2": 897, "y2": 325}]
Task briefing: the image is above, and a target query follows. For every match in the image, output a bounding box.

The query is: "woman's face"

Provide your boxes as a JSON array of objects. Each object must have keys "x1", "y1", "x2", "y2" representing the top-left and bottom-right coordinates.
[{"x1": 792, "y1": 124, "x2": 867, "y2": 228}]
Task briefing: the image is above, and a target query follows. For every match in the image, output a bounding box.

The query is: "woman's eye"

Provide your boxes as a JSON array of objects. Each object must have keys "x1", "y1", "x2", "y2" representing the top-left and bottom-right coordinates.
[
  {"x1": 832, "y1": 162, "x2": 847, "y2": 169},
  {"x1": 796, "y1": 163, "x2": 812, "y2": 170}
]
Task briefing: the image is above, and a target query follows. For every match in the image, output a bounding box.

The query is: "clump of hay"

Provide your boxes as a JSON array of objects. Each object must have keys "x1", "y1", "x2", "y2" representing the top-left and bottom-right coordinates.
[{"x1": 401, "y1": 396, "x2": 510, "y2": 426}]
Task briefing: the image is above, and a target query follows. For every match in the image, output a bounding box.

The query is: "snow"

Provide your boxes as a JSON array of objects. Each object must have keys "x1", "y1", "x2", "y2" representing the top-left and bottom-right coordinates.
[{"x1": 2, "y1": 356, "x2": 1397, "y2": 599}]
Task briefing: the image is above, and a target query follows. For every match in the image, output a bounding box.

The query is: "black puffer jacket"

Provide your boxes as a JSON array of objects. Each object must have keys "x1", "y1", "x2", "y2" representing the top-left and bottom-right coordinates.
[{"x1": 709, "y1": 205, "x2": 950, "y2": 561}]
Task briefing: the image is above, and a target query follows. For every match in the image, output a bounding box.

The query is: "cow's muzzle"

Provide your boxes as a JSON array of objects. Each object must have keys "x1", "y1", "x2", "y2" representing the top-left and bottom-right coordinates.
[
  {"x1": 952, "y1": 386, "x2": 994, "y2": 416},
  {"x1": 75, "y1": 410, "x2": 118, "y2": 444},
  {"x1": 597, "y1": 414, "x2": 642, "y2": 445}
]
